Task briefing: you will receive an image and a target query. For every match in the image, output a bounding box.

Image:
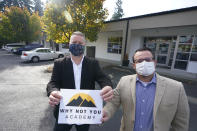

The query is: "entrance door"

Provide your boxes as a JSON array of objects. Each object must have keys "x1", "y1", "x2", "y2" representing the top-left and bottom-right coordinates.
[
  {"x1": 146, "y1": 42, "x2": 171, "y2": 67},
  {"x1": 86, "y1": 46, "x2": 96, "y2": 58},
  {"x1": 156, "y1": 42, "x2": 171, "y2": 66}
]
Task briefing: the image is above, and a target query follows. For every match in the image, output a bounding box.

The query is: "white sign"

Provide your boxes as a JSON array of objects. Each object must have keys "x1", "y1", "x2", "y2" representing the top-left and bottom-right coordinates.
[{"x1": 58, "y1": 89, "x2": 103, "y2": 124}]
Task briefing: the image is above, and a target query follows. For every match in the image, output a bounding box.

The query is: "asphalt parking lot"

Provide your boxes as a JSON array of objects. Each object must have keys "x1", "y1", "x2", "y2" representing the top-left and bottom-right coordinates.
[
  {"x1": 0, "y1": 49, "x2": 197, "y2": 131},
  {"x1": 0, "y1": 49, "x2": 123, "y2": 131}
]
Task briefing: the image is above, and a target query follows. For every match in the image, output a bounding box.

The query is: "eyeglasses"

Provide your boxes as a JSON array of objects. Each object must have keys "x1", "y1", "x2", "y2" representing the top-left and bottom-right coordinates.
[{"x1": 134, "y1": 57, "x2": 153, "y2": 63}]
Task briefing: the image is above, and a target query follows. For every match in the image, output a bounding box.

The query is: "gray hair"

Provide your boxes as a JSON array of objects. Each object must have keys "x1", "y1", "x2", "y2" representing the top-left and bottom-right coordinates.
[{"x1": 71, "y1": 31, "x2": 85, "y2": 40}]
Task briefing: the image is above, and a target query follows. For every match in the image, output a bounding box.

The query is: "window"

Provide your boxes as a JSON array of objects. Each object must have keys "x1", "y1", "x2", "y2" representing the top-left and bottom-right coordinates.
[
  {"x1": 174, "y1": 35, "x2": 197, "y2": 70},
  {"x1": 146, "y1": 43, "x2": 156, "y2": 55},
  {"x1": 36, "y1": 49, "x2": 44, "y2": 53},
  {"x1": 36, "y1": 49, "x2": 50, "y2": 53},
  {"x1": 107, "y1": 37, "x2": 122, "y2": 54},
  {"x1": 190, "y1": 36, "x2": 197, "y2": 61},
  {"x1": 62, "y1": 43, "x2": 69, "y2": 49},
  {"x1": 174, "y1": 36, "x2": 193, "y2": 70},
  {"x1": 145, "y1": 36, "x2": 177, "y2": 68},
  {"x1": 179, "y1": 35, "x2": 193, "y2": 43},
  {"x1": 45, "y1": 49, "x2": 51, "y2": 53}
]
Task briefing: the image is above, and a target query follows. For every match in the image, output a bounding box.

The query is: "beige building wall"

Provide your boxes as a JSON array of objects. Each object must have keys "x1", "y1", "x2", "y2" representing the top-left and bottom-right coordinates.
[
  {"x1": 87, "y1": 8, "x2": 197, "y2": 72},
  {"x1": 86, "y1": 31, "x2": 123, "y2": 62},
  {"x1": 103, "y1": 21, "x2": 127, "y2": 32},
  {"x1": 127, "y1": 25, "x2": 197, "y2": 62},
  {"x1": 130, "y1": 10, "x2": 197, "y2": 30}
]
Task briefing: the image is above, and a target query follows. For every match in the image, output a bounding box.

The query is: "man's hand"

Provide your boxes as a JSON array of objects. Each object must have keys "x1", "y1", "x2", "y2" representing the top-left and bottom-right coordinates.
[
  {"x1": 49, "y1": 91, "x2": 62, "y2": 107},
  {"x1": 100, "y1": 86, "x2": 113, "y2": 102},
  {"x1": 101, "y1": 110, "x2": 110, "y2": 123}
]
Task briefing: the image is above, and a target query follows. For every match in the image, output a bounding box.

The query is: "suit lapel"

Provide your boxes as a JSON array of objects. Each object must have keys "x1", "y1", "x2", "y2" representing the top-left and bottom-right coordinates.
[
  {"x1": 130, "y1": 74, "x2": 137, "y2": 121},
  {"x1": 153, "y1": 74, "x2": 166, "y2": 122},
  {"x1": 80, "y1": 57, "x2": 87, "y2": 89},
  {"x1": 67, "y1": 58, "x2": 75, "y2": 89}
]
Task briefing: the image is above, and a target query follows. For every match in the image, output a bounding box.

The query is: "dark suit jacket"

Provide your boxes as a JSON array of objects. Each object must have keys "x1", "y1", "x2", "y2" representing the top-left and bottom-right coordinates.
[{"x1": 47, "y1": 56, "x2": 112, "y2": 119}]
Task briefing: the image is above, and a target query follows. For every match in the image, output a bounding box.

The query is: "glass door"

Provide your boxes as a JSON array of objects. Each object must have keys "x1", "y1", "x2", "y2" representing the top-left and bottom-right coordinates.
[
  {"x1": 174, "y1": 35, "x2": 193, "y2": 70},
  {"x1": 145, "y1": 37, "x2": 175, "y2": 68},
  {"x1": 156, "y1": 42, "x2": 170, "y2": 66}
]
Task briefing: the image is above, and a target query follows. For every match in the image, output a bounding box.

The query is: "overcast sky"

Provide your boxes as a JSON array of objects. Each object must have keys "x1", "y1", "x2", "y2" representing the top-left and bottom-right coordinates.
[{"x1": 41, "y1": 0, "x2": 197, "y2": 19}]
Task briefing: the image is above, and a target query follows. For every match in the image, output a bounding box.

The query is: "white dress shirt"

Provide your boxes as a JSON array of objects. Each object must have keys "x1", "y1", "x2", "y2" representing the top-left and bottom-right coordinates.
[{"x1": 71, "y1": 56, "x2": 84, "y2": 90}]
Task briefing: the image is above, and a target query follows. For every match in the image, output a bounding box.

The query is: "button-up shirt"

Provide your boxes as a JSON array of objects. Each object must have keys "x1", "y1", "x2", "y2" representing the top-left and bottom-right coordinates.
[
  {"x1": 71, "y1": 56, "x2": 84, "y2": 90},
  {"x1": 134, "y1": 74, "x2": 156, "y2": 131},
  {"x1": 69, "y1": 56, "x2": 84, "y2": 125}
]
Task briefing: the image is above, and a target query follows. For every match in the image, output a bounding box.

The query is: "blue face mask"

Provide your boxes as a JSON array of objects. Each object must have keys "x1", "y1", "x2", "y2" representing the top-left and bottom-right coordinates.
[{"x1": 69, "y1": 43, "x2": 85, "y2": 56}]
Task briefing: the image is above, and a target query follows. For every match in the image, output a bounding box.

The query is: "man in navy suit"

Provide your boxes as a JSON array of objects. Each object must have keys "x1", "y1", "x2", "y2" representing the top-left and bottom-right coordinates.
[{"x1": 47, "y1": 31, "x2": 113, "y2": 131}]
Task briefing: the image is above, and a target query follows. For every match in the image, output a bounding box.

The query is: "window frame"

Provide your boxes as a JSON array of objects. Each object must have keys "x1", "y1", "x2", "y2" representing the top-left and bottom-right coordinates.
[{"x1": 107, "y1": 37, "x2": 122, "y2": 54}]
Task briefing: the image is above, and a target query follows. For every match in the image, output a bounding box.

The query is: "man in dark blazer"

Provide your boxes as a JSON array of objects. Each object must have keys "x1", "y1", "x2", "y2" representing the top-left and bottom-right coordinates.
[{"x1": 47, "y1": 31, "x2": 113, "y2": 131}]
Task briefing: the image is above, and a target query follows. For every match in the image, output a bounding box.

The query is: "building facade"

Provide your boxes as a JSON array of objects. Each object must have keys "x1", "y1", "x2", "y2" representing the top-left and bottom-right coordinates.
[{"x1": 86, "y1": 6, "x2": 197, "y2": 78}]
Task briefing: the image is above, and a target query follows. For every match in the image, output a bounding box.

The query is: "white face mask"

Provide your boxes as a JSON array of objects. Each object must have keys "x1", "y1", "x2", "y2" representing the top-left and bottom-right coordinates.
[{"x1": 136, "y1": 61, "x2": 155, "y2": 76}]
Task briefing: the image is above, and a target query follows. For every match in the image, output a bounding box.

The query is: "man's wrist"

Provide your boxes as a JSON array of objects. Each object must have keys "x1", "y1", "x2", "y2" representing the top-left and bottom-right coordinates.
[{"x1": 48, "y1": 88, "x2": 59, "y2": 97}]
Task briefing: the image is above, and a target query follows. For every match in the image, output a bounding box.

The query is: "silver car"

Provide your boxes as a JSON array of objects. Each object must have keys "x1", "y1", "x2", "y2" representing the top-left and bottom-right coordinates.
[{"x1": 21, "y1": 48, "x2": 66, "y2": 63}]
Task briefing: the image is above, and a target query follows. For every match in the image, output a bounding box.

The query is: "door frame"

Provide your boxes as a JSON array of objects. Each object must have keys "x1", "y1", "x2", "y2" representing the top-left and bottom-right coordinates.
[{"x1": 155, "y1": 42, "x2": 171, "y2": 66}]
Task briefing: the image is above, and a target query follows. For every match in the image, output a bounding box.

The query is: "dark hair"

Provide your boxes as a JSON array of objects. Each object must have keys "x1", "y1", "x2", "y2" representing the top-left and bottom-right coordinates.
[{"x1": 132, "y1": 47, "x2": 154, "y2": 63}]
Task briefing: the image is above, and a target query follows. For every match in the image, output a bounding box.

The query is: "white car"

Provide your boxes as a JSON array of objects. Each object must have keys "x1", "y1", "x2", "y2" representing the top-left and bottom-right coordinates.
[{"x1": 21, "y1": 48, "x2": 65, "y2": 63}]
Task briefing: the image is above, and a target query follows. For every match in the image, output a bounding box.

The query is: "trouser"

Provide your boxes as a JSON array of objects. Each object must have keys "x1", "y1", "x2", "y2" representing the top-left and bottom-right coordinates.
[{"x1": 53, "y1": 122, "x2": 90, "y2": 131}]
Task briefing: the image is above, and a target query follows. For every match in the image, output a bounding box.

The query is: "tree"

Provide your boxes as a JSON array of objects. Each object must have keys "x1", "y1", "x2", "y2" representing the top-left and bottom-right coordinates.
[
  {"x1": 0, "y1": 6, "x2": 42, "y2": 45},
  {"x1": 42, "y1": 0, "x2": 108, "y2": 43},
  {"x1": 0, "y1": 12, "x2": 16, "y2": 44},
  {"x1": 0, "y1": 0, "x2": 34, "y2": 13},
  {"x1": 22, "y1": 0, "x2": 34, "y2": 13},
  {"x1": 33, "y1": 0, "x2": 43, "y2": 16},
  {"x1": 111, "y1": 0, "x2": 124, "y2": 20}
]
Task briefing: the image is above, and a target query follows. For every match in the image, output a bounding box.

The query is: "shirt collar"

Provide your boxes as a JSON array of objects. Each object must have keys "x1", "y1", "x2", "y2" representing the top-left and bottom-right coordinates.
[
  {"x1": 136, "y1": 73, "x2": 157, "y2": 85},
  {"x1": 71, "y1": 55, "x2": 84, "y2": 66}
]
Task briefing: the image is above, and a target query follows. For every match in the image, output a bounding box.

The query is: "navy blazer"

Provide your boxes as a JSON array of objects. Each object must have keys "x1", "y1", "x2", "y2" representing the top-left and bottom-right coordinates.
[{"x1": 46, "y1": 56, "x2": 112, "y2": 118}]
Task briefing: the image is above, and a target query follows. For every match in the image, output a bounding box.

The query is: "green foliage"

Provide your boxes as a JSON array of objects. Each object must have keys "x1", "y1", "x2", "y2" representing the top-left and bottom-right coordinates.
[
  {"x1": 0, "y1": 13, "x2": 15, "y2": 44},
  {"x1": 0, "y1": 6, "x2": 42, "y2": 45},
  {"x1": 111, "y1": 0, "x2": 124, "y2": 20},
  {"x1": 42, "y1": 0, "x2": 108, "y2": 43}
]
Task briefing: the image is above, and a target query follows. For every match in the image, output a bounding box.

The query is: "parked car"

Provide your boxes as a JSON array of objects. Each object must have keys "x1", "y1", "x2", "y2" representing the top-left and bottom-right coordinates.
[
  {"x1": 15, "y1": 44, "x2": 43, "y2": 55},
  {"x1": 4, "y1": 43, "x2": 25, "y2": 53},
  {"x1": 21, "y1": 48, "x2": 65, "y2": 63}
]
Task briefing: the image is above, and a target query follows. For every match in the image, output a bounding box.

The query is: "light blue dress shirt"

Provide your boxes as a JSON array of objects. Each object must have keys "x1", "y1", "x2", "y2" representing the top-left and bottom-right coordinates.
[{"x1": 134, "y1": 74, "x2": 156, "y2": 131}]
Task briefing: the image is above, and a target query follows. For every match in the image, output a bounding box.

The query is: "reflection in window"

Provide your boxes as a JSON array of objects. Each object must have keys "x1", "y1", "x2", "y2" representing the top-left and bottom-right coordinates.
[
  {"x1": 146, "y1": 43, "x2": 156, "y2": 57},
  {"x1": 174, "y1": 61, "x2": 188, "y2": 70},
  {"x1": 145, "y1": 37, "x2": 172, "y2": 42},
  {"x1": 36, "y1": 49, "x2": 44, "y2": 52},
  {"x1": 190, "y1": 54, "x2": 197, "y2": 61},
  {"x1": 168, "y1": 59, "x2": 173, "y2": 67},
  {"x1": 146, "y1": 43, "x2": 156, "y2": 51},
  {"x1": 177, "y1": 44, "x2": 192, "y2": 52},
  {"x1": 192, "y1": 45, "x2": 197, "y2": 53},
  {"x1": 190, "y1": 35, "x2": 197, "y2": 62},
  {"x1": 170, "y1": 52, "x2": 174, "y2": 58},
  {"x1": 46, "y1": 49, "x2": 51, "y2": 53},
  {"x1": 176, "y1": 53, "x2": 190, "y2": 60},
  {"x1": 157, "y1": 56, "x2": 166, "y2": 64},
  {"x1": 159, "y1": 43, "x2": 169, "y2": 54},
  {"x1": 194, "y1": 37, "x2": 197, "y2": 45},
  {"x1": 179, "y1": 35, "x2": 193, "y2": 43},
  {"x1": 107, "y1": 37, "x2": 122, "y2": 54},
  {"x1": 62, "y1": 43, "x2": 69, "y2": 49}
]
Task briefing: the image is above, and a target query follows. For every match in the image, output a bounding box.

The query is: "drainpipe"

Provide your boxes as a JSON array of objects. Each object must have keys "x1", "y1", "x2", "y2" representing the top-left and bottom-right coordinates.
[{"x1": 122, "y1": 20, "x2": 129, "y2": 65}]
